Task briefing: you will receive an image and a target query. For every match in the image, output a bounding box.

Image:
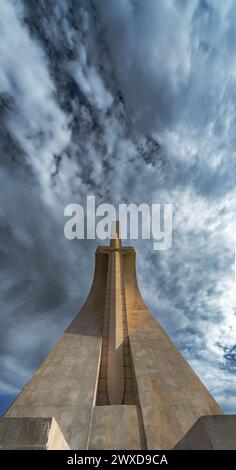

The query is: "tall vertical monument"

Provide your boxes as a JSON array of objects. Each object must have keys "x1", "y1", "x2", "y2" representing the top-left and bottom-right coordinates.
[{"x1": 1, "y1": 222, "x2": 234, "y2": 450}]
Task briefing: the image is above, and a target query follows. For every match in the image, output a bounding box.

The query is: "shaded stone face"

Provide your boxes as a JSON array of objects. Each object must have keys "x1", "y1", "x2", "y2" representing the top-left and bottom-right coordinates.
[
  {"x1": 174, "y1": 415, "x2": 236, "y2": 450},
  {"x1": 3, "y1": 222, "x2": 224, "y2": 449},
  {"x1": 0, "y1": 417, "x2": 70, "y2": 450}
]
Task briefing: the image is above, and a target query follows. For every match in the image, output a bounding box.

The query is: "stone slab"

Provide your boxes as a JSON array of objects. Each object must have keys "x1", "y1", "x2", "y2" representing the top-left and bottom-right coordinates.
[
  {"x1": 0, "y1": 417, "x2": 70, "y2": 450},
  {"x1": 88, "y1": 405, "x2": 144, "y2": 449},
  {"x1": 174, "y1": 415, "x2": 236, "y2": 450}
]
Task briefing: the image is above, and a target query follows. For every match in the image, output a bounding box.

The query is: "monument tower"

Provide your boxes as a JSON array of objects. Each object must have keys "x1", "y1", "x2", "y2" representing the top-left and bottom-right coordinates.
[{"x1": 1, "y1": 222, "x2": 229, "y2": 450}]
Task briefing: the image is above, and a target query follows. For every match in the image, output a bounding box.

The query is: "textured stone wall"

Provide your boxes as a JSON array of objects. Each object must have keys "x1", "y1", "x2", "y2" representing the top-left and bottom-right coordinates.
[
  {"x1": 174, "y1": 415, "x2": 236, "y2": 449},
  {"x1": 0, "y1": 417, "x2": 70, "y2": 450}
]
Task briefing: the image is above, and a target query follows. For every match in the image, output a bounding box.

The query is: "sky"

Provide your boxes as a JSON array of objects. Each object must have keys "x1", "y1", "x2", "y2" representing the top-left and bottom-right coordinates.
[{"x1": 0, "y1": 0, "x2": 236, "y2": 415}]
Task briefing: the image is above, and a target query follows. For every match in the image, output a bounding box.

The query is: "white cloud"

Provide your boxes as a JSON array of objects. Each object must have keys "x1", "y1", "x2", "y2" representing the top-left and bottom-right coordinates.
[
  {"x1": 67, "y1": 44, "x2": 113, "y2": 111},
  {"x1": 0, "y1": 0, "x2": 71, "y2": 199}
]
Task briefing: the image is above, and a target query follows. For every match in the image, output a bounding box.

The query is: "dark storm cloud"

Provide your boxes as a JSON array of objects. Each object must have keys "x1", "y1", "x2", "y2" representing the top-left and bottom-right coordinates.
[{"x1": 0, "y1": 0, "x2": 235, "y2": 412}]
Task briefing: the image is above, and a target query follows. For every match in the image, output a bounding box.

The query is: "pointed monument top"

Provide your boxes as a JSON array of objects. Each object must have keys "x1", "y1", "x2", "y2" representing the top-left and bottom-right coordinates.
[{"x1": 110, "y1": 221, "x2": 121, "y2": 248}]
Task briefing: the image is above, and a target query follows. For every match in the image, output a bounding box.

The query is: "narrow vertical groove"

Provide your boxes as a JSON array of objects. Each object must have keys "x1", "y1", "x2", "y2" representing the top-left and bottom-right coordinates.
[
  {"x1": 96, "y1": 254, "x2": 111, "y2": 405},
  {"x1": 107, "y1": 248, "x2": 124, "y2": 404},
  {"x1": 120, "y1": 253, "x2": 135, "y2": 405}
]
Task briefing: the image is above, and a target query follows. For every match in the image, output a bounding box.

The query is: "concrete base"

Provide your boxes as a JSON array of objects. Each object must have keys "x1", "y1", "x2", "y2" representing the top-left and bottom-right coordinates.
[
  {"x1": 174, "y1": 415, "x2": 236, "y2": 450},
  {"x1": 88, "y1": 405, "x2": 145, "y2": 449},
  {"x1": 0, "y1": 417, "x2": 70, "y2": 450}
]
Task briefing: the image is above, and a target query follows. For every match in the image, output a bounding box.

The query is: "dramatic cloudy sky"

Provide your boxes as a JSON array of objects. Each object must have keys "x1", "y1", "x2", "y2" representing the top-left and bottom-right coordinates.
[{"x1": 0, "y1": 0, "x2": 236, "y2": 415}]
